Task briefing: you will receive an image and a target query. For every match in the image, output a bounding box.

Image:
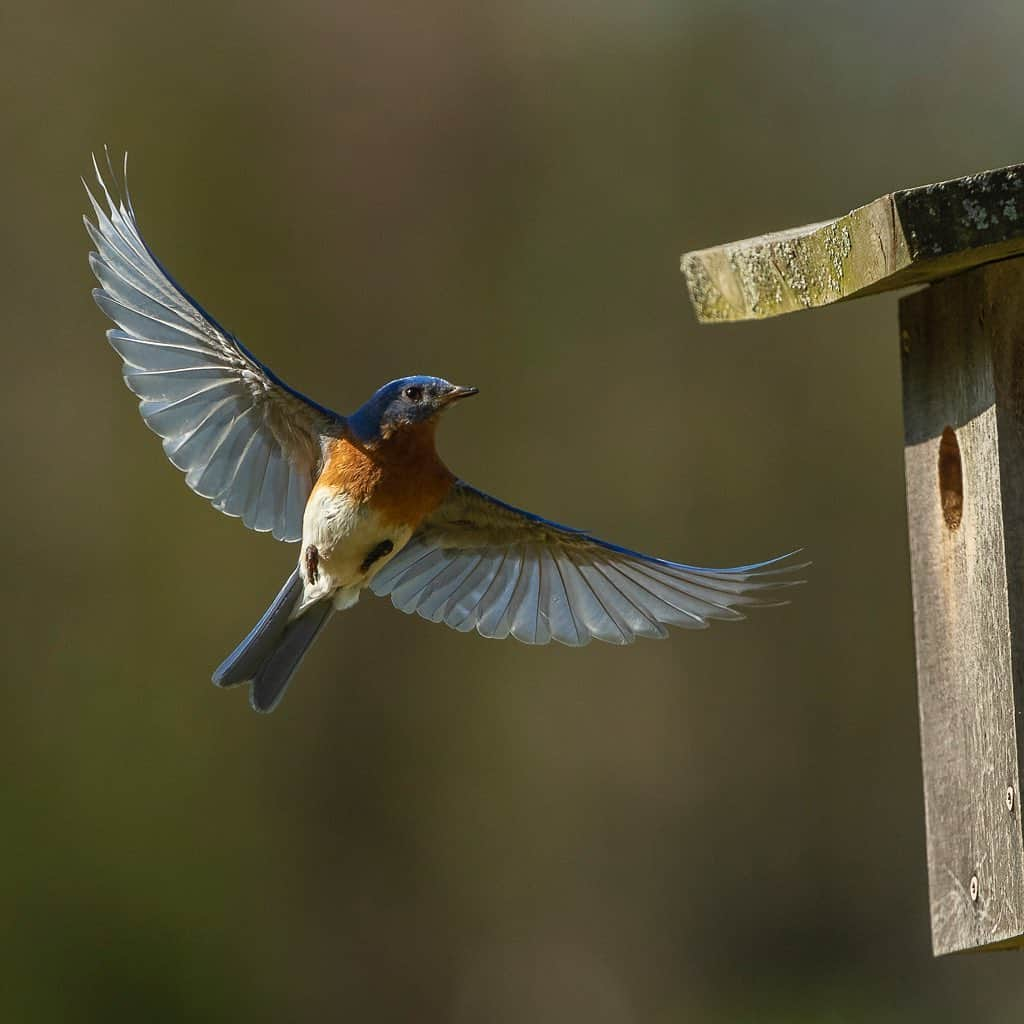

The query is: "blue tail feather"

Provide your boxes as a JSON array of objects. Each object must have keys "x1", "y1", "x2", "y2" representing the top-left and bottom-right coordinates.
[
  {"x1": 250, "y1": 602, "x2": 335, "y2": 713},
  {"x1": 212, "y1": 570, "x2": 303, "y2": 687}
]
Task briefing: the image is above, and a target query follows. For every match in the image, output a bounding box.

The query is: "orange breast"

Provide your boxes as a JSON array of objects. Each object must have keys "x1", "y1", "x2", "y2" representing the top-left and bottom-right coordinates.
[{"x1": 319, "y1": 425, "x2": 455, "y2": 529}]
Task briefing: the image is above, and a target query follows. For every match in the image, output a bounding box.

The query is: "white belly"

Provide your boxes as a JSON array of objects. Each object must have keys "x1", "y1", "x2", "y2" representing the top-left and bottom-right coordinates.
[{"x1": 299, "y1": 488, "x2": 412, "y2": 608}]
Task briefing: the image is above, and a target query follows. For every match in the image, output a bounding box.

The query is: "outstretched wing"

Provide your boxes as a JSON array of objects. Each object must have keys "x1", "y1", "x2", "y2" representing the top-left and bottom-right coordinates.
[
  {"x1": 84, "y1": 153, "x2": 342, "y2": 542},
  {"x1": 371, "y1": 482, "x2": 804, "y2": 645}
]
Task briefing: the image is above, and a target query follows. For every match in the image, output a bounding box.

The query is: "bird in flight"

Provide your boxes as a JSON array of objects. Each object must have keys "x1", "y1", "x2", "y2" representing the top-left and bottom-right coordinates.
[{"x1": 84, "y1": 154, "x2": 802, "y2": 713}]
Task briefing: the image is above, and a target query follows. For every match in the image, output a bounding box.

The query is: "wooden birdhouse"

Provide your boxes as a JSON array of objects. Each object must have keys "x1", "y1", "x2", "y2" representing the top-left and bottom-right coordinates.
[{"x1": 681, "y1": 163, "x2": 1024, "y2": 956}]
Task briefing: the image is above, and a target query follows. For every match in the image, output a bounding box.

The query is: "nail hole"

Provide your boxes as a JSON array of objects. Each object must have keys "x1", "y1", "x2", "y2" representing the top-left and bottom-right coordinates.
[{"x1": 938, "y1": 426, "x2": 963, "y2": 531}]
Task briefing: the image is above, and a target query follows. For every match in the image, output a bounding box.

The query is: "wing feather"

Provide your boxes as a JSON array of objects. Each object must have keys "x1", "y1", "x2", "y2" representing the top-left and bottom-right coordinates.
[
  {"x1": 510, "y1": 549, "x2": 545, "y2": 645},
  {"x1": 560, "y1": 551, "x2": 627, "y2": 645},
  {"x1": 390, "y1": 551, "x2": 458, "y2": 613},
  {"x1": 371, "y1": 482, "x2": 804, "y2": 646},
  {"x1": 476, "y1": 550, "x2": 524, "y2": 640},
  {"x1": 443, "y1": 551, "x2": 505, "y2": 631},
  {"x1": 85, "y1": 153, "x2": 342, "y2": 542}
]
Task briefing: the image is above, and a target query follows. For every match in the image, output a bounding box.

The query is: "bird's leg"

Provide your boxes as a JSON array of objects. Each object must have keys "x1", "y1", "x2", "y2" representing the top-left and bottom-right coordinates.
[
  {"x1": 360, "y1": 539, "x2": 394, "y2": 574},
  {"x1": 304, "y1": 544, "x2": 320, "y2": 584}
]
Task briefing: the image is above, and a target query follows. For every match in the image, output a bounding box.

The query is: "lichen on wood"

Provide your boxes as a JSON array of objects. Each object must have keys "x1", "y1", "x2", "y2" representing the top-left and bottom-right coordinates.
[{"x1": 682, "y1": 163, "x2": 1024, "y2": 323}]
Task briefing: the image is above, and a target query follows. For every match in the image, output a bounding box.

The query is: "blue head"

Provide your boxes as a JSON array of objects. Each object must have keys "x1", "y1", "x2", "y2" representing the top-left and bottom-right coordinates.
[{"x1": 348, "y1": 376, "x2": 478, "y2": 442}]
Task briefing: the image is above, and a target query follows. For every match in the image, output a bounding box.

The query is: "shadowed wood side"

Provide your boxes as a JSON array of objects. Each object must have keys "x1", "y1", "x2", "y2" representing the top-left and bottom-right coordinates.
[
  {"x1": 901, "y1": 258, "x2": 1024, "y2": 955},
  {"x1": 683, "y1": 162, "x2": 1024, "y2": 323}
]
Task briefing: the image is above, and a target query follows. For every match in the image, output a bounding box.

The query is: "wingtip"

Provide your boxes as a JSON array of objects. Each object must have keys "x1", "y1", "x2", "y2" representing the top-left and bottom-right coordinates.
[
  {"x1": 767, "y1": 546, "x2": 806, "y2": 566},
  {"x1": 103, "y1": 144, "x2": 117, "y2": 191},
  {"x1": 747, "y1": 549, "x2": 810, "y2": 576},
  {"x1": 87, "y1": 147, "x2": 131, "y2": 210},
  {"x1": 690, "y1": 547, "x2": 808, "y2": 576},
  {"x1": 754, "y1": 560, "x2": 811, "y2": 577}
]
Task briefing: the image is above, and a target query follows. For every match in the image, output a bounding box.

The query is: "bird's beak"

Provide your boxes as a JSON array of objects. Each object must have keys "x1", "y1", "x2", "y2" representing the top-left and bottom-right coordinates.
[{"x1": 443, "y1": 385, "x2": 479, "y2": 405}]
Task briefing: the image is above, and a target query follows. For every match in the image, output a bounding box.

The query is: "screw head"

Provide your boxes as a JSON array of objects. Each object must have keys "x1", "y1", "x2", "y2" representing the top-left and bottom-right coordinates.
[
  {"x1": 970, "y1": 874, "x2": 980, "y2": 902},
  {"x1": 1008, "y1": 787, "x2": 1015, "y2": 812}
]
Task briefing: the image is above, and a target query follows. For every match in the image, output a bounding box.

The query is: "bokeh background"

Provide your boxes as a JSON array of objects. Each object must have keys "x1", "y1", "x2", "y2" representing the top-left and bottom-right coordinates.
[{"x1": 5, "y1": 1, "x2": 1024, "y2": 1020}]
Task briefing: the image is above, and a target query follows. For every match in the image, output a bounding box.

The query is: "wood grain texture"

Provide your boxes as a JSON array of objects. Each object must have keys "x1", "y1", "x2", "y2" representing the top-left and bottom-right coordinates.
[
  {"x1": 901, "y1": 257, "x2": 1024, "y2": 955},
  {"x1": 683, "y1": 163, "x2": 1024, "y2": 322}
]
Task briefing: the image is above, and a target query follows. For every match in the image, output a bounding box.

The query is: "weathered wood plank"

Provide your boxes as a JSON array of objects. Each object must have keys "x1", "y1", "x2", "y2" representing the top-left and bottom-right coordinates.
[
  {"x1": 683, "y1": 163, "x2": 1024, "y2": 323},
  {"x1": 901, "y1": 257, "x2": 1024, "y2": 955}
]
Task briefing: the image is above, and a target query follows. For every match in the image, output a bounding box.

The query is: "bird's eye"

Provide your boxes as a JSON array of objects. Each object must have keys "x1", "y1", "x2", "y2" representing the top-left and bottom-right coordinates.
[{"x1": 403, "y1": 386, "x2": 423, "y2": 402}]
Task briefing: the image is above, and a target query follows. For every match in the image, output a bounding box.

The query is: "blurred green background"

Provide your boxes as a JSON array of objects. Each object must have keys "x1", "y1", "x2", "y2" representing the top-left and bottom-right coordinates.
[{"x1": 5, "y1": 0, "x2": 1024, "y2": 1020}]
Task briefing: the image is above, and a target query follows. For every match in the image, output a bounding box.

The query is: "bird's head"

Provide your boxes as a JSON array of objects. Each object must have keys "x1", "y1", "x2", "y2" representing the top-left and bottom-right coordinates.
[{"x1": 349, "y1": 376, "x2": 478, "y2": 442}]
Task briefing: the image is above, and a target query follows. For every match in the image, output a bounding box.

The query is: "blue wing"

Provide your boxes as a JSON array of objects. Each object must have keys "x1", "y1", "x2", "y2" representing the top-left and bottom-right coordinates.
[
  {"x1": 84, "y1": 153, "x2": 343, "y2": 542},
  {"x1": 371, "y1": 482, "x2": 804, "y2": 645}
]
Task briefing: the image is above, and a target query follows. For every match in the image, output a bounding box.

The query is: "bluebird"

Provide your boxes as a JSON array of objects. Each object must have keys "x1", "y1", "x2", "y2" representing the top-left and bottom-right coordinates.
[{"x1": 84, "y1": 155, "x2": 802, "y2": 713}]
